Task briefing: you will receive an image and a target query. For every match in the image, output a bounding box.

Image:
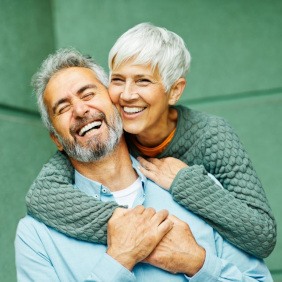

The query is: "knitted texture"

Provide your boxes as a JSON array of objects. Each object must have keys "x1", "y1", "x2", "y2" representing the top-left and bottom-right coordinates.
[
  {"x1": 26, "y1": 106, "x2": 276, "y2": 257},
  {"x1": 26, "y1": 152, "x2": 118, "y2": 244}
]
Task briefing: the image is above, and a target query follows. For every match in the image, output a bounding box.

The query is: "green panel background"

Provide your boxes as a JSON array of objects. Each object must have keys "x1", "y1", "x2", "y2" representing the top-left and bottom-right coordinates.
[
  {"x1": 1, "y1": 0, "x2": 281, "y2": 281},
  {"x1": 52, "y1": 0, "x2": 282, "y2": 100},
  {"x1": 0, "y1": 112, "x2": 56, "y2": 281},
  {"x1": 0, "y1": 0, "x2": 55, "y2": 111}
]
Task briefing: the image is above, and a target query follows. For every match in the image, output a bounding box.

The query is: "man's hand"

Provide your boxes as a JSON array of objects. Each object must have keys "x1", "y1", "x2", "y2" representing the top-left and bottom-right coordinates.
[
  {"x1": 137, "y1": 157, "x2": 188, "y2": 190},
  {"x1": 106, "y1": 206, "x2": 173, "y2": 271},
  {"x1": 143, "y1": 215, "x2": 206, "y2": 277}
]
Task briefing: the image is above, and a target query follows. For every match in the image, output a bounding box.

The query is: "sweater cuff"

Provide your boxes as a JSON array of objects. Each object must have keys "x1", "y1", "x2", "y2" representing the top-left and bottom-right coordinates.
[{"x1": 169, "y1": 165, "x2": 207, "y2": 194}]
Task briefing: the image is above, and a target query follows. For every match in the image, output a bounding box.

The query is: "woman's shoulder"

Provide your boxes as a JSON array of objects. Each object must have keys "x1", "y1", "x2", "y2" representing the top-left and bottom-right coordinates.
[{"x1": 175, "y1": 105, "x2": 230, "y2": 131}]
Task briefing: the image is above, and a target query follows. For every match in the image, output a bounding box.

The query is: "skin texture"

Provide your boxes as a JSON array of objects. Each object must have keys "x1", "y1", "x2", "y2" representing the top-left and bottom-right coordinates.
[
  {"x1": 45, "y1": 67, "x2": 116, "y2": 153},
  {"x1": 143, "y1": 215, "x2": 206, "y2": 276},
  {"x1": 106, "y1": 206, "x2": 174, "y2": 271},
  {"x1": 109, "y1": 59, "x2": 185, "y2": 147},
  {"x1": 107, "y1": 207, "x2": 206, "y2": 275},
  {"x1": 137, "y1": 156, "x2": 188, "y2": 190}
]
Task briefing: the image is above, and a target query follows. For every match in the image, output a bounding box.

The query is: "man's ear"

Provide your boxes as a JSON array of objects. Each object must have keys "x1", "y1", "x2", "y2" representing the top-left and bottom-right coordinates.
[
  {"x1": 168, "y1": 78, "x2": 186, "y2": 105},
  {"x1": 50, "y1": 133, "x2": 64, "y2": 151}
]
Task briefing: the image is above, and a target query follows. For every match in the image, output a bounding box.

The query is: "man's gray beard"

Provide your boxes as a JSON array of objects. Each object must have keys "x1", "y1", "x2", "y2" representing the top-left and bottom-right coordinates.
[{"x1": 54, "y1": 107, "x2": 123, "y2": 162}]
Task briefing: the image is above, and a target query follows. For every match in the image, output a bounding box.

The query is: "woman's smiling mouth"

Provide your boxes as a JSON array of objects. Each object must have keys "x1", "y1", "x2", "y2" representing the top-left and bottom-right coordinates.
[{"x1": 123, "y1": 106, "x2": 146, "y2": 114}]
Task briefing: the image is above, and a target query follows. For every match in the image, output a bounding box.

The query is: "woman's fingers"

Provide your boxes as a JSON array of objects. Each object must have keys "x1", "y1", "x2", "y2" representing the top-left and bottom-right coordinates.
[{"x1": 137, "y1": 157, "x2": 187, "y2": 190}]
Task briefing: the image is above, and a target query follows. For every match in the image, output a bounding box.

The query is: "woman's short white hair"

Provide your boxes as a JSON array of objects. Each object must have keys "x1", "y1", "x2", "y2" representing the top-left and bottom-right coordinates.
[
  {"x1": 108, "y1": 23, "x2": 191, "y2": 92},
  {"x1": 32, "y1": 48, "x2": 108, "y2": 133}
]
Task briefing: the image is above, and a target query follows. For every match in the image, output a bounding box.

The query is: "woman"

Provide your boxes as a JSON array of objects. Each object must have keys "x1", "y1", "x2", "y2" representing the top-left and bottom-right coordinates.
[{"x1": 26, "y1": 23, "x2": 276, "y2": 258}]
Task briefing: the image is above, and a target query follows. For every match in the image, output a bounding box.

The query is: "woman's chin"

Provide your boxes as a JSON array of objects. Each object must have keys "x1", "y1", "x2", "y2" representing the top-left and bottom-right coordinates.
[{"x1": 123, "y1": 124, "x2": 143, "y2": 135}]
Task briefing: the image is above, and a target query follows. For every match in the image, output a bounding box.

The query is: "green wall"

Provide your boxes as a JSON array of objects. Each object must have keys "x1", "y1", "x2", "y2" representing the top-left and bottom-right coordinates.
[
  {"x1": 1, "y1": 0, "x2": 281, "y2": 281},
  {"x1": 0, "y1": 1, "x2": 56, "y2": 281}
]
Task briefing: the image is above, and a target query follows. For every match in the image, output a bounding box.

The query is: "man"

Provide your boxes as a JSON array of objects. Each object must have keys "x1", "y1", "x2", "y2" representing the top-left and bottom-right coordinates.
[{"x1": 15, "y1": 48, "x2": 272, "y2": 281}]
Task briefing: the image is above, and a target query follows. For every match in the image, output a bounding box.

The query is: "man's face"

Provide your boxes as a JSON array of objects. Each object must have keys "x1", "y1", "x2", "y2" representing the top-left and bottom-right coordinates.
[{"x1": 44, "y1": 67, "x2": 123, "y2": 162}]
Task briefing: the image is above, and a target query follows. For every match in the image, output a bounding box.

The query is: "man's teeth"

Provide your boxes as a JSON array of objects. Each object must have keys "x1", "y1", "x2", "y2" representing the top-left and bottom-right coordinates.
[
  {"x1": 79, "y1": 121, "x2": 102, "y2": 136},
  {"x1": 123, "y1": 107, "x2": 145, "y2": 114}
]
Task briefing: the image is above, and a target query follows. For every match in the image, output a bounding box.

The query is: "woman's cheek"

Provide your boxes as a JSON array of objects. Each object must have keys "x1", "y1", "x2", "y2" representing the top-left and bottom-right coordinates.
[{"x1": 108, "y1": 86, "x2": 120, "y2": 103}]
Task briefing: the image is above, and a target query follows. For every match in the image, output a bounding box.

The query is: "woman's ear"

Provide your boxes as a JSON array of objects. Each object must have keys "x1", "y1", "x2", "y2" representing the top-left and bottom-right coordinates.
[
  {"x1": 168, "y1": 78, "x2": 186, "y2": 105},
  {"x1": 50, "y1": 133, "x2": 64, "y2": 151}
]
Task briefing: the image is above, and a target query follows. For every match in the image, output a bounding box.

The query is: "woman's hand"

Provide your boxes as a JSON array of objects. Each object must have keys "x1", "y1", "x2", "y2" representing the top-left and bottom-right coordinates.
[{"x1": 137, "y1": 157, "x2": 188, "y2": 190}]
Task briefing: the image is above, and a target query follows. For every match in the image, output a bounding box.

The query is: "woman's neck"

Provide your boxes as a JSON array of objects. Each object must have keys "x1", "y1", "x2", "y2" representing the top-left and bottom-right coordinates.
[{"x1": 135, "y1": 107, "x2": 178, "y2": 147}]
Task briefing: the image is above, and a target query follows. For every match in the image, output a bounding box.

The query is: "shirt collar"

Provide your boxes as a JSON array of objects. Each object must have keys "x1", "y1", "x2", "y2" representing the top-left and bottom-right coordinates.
[{"x1": 74, "y1": 155, "x2": 147, "y2": 197}]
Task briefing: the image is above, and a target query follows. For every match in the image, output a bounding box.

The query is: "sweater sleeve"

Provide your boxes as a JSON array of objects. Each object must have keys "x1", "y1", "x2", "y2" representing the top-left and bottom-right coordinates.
[
  {"x1": 169, "y1": 117, "x2": 276, "y2": 258},
  {"x1": 26, "y1": 151, "x2": 119, "y2": 244}
]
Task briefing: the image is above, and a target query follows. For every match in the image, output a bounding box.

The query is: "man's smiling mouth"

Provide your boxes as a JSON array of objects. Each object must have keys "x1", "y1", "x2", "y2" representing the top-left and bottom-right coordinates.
[{"x1": 78, "y1": 121, "x2": 102, "y2": 136}]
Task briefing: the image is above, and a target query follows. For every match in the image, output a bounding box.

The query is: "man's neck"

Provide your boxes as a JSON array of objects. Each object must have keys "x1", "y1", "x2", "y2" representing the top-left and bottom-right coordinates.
[{"x1": 70, "y1": 138, "x2": 138, "y2": 192}]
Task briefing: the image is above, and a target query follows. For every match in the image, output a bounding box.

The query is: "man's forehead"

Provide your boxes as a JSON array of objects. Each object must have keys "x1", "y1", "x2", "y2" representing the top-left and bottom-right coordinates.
[
  {"x1": 44, "y1": 67, "x2": 100, "y2": 99},
  {"x1": 49, "y1": 67, "x2": 99, "y2": 87}
]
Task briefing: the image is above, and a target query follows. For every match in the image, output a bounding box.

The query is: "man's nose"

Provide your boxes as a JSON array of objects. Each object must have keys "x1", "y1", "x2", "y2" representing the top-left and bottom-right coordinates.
[
  {"x1": 73, "y1": 101, "x2": 89, "y2": 117},
  {"x1": 120, "y1": 82, "x2": 139, "y2": 101}
]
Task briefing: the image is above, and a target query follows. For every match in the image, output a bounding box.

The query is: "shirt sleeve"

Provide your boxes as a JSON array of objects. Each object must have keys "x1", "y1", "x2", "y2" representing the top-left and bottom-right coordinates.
[
  {"x1": 85, "y1": 253, "x2": 136, "y2": 282},
  {"x1": 15, "y1": 220, "x2": 60, "y2": 282},
  {"x1": 15, "y1": 218, "x2": 136, "y2": 282},
  {"x1": 186, "y1": 238, "x2": 273, "y2": 282}
]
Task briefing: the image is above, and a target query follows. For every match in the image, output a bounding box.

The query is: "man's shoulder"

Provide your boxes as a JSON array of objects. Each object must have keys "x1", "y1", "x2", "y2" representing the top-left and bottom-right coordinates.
[
  {"x1": 16, "y1": 215, "x2": 58, "y2": 241},
  {"x1": 15, "y1": 215, "x2": 50, "y2": 256},
  {"x1": 18, "y1": 214, "x2": 44, "y2": 227},
  {"x1": 16, "y1": 215, "x2": 50, "y2": 240}
]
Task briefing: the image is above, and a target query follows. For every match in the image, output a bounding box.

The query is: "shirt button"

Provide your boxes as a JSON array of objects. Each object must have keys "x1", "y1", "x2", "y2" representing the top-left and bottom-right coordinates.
[
  {"x1": 94, "y1": 194, "x2": 99, "y2": 199},
  {"x1": 101, "y1": 188, "x2": 107, "y2": 194}
]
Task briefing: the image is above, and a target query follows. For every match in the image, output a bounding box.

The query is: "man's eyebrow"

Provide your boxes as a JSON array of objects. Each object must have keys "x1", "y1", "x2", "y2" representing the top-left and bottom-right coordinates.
[{"x1": 77, "y1": 84, "x2": 97, "y2": 94}]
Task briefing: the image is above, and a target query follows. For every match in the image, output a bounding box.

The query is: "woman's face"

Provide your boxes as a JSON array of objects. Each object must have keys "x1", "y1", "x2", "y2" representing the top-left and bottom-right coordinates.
[{"x1": 109, "y1": 60, "x2": 172, "y2": 136}]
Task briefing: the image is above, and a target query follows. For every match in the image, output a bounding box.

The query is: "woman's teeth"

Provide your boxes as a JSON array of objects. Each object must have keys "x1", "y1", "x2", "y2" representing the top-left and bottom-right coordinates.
[{"x1": 123, "y1": 107, "x2": 145, "y2": 114}]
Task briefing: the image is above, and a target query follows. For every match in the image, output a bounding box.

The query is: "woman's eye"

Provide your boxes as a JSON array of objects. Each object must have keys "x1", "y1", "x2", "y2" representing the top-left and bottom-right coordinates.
[
  {"x1": 111, "y1": 77, "x2": 124, "y2": 84},
  {"x1": 137, "y1": 79, "x2": 151, "y2": 86}
]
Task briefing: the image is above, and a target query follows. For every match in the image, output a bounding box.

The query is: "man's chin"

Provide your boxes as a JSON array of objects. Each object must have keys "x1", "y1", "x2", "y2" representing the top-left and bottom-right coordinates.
[{"x1": 67, "y1": 151, "x2": 99, "y2": 163}]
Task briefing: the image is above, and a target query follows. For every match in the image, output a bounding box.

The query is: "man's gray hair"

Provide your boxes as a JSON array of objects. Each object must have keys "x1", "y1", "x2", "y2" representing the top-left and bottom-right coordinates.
[
  {"x1": 108, "y1": 22, "x2": 191, "y2": 92},
  {"x1": 32, "y1": 48, "x2": 109, "y2": 133}
]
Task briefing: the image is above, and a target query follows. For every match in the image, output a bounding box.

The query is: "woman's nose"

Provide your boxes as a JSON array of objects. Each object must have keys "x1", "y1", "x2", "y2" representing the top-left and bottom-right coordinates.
[{"x1": 120, "y1": 82, "x2": 139, "y2": 101}]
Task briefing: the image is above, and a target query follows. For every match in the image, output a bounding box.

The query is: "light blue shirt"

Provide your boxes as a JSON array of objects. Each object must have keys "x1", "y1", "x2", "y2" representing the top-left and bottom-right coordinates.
[{"x1": 15, "y1": 157, "x2": 272, "y2": 282}]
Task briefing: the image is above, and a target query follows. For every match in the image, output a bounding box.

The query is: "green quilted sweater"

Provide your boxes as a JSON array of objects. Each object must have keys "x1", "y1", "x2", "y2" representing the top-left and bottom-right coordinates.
[{"x1": 26, "y1": 106, "x2": 276, "y2": 258}]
